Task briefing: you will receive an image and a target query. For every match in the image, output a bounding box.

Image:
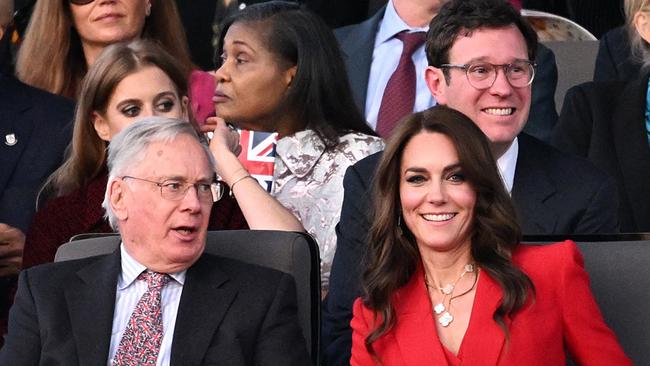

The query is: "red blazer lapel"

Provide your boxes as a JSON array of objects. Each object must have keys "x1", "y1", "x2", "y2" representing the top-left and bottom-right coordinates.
[
  {"x1": 459, "y1": 271, "x2": 507, "y2": 365},
  {"x1": 392, "y1": 267, "x2": 447, "y2": 365}
]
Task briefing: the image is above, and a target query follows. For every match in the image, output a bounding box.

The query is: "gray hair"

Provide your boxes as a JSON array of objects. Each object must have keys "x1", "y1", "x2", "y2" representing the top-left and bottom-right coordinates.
[
  {"x1": 625, "y1": 0, "x2": 650, "y2": 65},
  {"x1": 102, "y1": 117, "x2": 216, "y2": 230},
  {"x1": 0, "y1": 0, "x2": 13, "y2": 29}
]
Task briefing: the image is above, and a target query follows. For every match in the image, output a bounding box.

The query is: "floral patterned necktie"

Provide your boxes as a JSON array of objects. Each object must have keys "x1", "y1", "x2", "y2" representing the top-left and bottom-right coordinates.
[{"x1": 113, "y1": 271, "x2": 169, "y2": 365}]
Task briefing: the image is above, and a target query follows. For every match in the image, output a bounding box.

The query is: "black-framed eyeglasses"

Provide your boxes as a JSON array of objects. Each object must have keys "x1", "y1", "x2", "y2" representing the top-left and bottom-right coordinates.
[
  {"x1": 121, "y1": 176, "x2": 223, "y2": 203},
  {"x1": 69, "y1": 0, "x2": 95, "y2": 5},
  {"x1": 439, "y1": 60, "x2": 536, "y2": 90}
]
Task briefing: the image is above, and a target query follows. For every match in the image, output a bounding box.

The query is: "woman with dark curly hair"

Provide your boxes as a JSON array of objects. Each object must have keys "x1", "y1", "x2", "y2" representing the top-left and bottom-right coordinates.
[{"x1": 351, "y1": 106, "x2": 630, "y2": 365}]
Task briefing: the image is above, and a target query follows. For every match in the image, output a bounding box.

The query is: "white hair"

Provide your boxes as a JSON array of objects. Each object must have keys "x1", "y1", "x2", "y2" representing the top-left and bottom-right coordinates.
[{"x1": 101, "y1": 117, "x2": 216, "y2": 230}]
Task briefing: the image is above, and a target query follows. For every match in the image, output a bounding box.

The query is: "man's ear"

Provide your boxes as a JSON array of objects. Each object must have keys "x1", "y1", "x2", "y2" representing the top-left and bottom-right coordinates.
[
  {"x1": 424, "y1": 66, "x2": 449, "y2": 105},
  {"x1": 92, "y1": 112, "x2": 111, "y2": 142},
  {"x1": 109, "y1": 179, "x2": 129, "y2": 222},
  {"x1": 634, "y1": 10, "x2": 650, "y2": 44}
]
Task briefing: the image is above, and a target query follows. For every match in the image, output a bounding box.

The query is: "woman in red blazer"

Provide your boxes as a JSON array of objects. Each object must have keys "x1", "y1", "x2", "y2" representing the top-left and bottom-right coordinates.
[{"x1": 350, "y1": 106, "x2": 631, "y2": 365}]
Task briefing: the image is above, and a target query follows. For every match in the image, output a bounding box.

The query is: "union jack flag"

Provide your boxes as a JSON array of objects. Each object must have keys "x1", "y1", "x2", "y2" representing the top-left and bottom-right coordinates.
[{"x1": 237, "y1": 129, "x2": 277, "y2": 192}]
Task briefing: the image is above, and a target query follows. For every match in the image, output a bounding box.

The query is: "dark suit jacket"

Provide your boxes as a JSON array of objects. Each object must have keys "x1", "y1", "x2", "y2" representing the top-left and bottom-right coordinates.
[
  {"x1": 0, "y1": 250, "x2": 310, "y2": 366},
  {"x1": 0, "y1": 74, "x2": 74, "y2": 232},
  {"x1": 553, "y1": 72, "x2": 650, "y2": 232},
  {"x1": 334, "y1": 7, "x2": 560, "y2": 143},
  {"x1": 350, "y1": 242, "x2": 631, "y2": 365},
  {"x1": 593, "y1": 26, "x2": 641, "y2": 83},
  {"x1": 322, "y1": 133, "x2": 618, "y2": 365}
]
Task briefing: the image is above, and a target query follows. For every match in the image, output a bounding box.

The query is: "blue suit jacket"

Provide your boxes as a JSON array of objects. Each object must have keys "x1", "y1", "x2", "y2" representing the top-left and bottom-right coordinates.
[
  {"x1": 334, "y1": 7, "x2": 560, "y2": 143},
  {"x1": 322, "y1": 133, "x2": 619, "y2": 365},
  {"x1": 0, "y1": 75, "x2": 74, "y2": 232}
]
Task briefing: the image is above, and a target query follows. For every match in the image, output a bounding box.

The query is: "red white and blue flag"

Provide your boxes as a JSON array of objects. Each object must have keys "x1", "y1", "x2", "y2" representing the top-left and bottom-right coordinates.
[{"x1": 237, "y1": 129, "x2": 277, "y2": 192}]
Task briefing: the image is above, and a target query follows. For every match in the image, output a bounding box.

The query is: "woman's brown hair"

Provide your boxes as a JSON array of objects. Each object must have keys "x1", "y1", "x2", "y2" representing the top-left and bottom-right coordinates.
[
  {"x1": 41, "y1": 39, "x2": 190, "y2": 199},
  {"x1": 16, "y1": 0, "x2": 192, "y2": 99},
  {"x1": 362, "y1": 105, "x2": 534, "y2": 357}
]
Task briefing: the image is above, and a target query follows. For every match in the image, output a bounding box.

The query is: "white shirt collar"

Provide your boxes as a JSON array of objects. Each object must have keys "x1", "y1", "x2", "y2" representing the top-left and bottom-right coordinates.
[
  {"x1": 118, "y1": 243, "x2": 186, "y2": 290},
  {"x1": 375, "y1": 0, "x2": 429, "y2": 46},
  {"x1": 496, "y1": 137, "x2": 518, "y2": 195}
]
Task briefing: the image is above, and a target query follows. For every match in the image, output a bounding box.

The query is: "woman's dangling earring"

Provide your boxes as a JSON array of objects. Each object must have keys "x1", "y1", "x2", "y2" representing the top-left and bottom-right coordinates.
[{"x1": 146, "y1": 2, "x2": 152, "y2": 16}]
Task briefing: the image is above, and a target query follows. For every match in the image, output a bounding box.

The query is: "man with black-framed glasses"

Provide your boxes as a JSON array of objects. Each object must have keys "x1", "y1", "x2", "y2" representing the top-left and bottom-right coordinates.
[{"x1": 324, "y1": 0, "x2": 620, "y2": 364}]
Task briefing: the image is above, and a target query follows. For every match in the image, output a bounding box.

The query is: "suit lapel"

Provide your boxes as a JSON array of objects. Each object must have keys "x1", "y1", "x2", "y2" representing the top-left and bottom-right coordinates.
[
  {"x1": 392, "y1": 268, "x2": 507, "y2": 365},
  {"x1": 611, "y1": 71, "x2": 650, "y2": 230},
  {"x1": 393, "y1": 268, "x2": 447, "y2": 365},
  {"x1": 64, "y1": 250, "x2": 120, "y2": 365},
  {"x1": 458, "y1": 271, "x2": 507, "y2": 365},
  {"x1": 170, "y1": 255, "x2": 236, "y2": 365},
  {"x1": 512, "y1": 135, "x2": 558, "y2": 233},
  {"x1": 0, "y1": 75, "x2": 33, "y2": 195},
  {"x1": 337, "y1": 7, "x2": 384, "y2": 113}
]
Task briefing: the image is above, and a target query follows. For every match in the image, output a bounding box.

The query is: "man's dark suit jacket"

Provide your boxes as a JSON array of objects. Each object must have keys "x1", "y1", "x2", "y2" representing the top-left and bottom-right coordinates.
[
  {"x1": 0, "y1": 250, "x2": 311, "y2": 366},
  {"x1": 593, "y1": 26, "x2": 642, "y2": 83},
  {"x1": 334, "y1": 7, "x2": 560, "y2": 143},
  {"x1": 321, "y1": 133, "x2": 619, "y2": 365},
  {"x1": 553, "y1": 72, "x2": 650, "y2": 232},
  {"x1": 0, "y1": 74, "x2": 74, "y2": 232}
]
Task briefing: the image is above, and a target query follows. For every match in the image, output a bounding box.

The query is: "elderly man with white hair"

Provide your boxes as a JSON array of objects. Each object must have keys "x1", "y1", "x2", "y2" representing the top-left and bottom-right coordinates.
[{"x1": 0, "y1": 117, "x2": 310, "y2": 365}]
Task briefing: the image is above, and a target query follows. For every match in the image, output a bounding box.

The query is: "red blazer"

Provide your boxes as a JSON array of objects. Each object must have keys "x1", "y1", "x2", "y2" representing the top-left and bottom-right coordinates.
[{"x1": 351, "y1": 241, "x2": 631, "y2": 365}]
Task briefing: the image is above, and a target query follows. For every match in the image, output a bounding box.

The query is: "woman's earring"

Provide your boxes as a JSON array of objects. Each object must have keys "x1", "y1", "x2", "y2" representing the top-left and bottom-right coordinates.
[{"x1": 146, "y1": 3, "x2": 152, "y2": 16}]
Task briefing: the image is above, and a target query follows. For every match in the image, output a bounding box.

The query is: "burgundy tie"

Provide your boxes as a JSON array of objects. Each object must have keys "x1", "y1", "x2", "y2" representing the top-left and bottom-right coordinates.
[
  {"x1": 376, "y1": 31, "x2": 427, "y2": 138},
  {"x1": 113, "y1": 271, "x2": 169, "y2": 365}
]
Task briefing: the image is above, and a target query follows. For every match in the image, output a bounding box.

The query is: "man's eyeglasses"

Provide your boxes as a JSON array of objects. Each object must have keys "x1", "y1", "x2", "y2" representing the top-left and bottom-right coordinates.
[
  {"x1": 439, "y1": 60, "x2": 536, "y2": 90},
  {"x1": 121, "y1": 176, "x2": 223, "y2": 203},
  {"x1": 69, "y1": 0, "x2": 95, "y2": 5}
]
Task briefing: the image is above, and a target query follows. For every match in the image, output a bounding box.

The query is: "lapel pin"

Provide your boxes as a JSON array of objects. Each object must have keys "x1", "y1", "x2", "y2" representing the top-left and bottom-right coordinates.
[{"x1": 4, "y1": 133, "x2": 17, "y2": 146}]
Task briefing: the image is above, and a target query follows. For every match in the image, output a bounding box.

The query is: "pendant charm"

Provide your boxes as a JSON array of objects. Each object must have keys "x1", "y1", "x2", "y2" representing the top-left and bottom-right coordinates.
[
  {"x1": 439, "y1": 312, "x2": 453, "y2": 327},
  {"x1": 434, "y1": 303, "x2": 445, "y2": 314},
  {"x1": 4, "y1": 133, "x2": 17, "y2": 146},
  {"x1": 441, "y1": 284, "x2": 454, "y2": 295}
]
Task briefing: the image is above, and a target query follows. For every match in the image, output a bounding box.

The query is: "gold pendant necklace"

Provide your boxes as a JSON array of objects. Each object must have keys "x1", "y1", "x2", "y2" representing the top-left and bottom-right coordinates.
[{"x1": 425, "y1": 264, "x2": 479, "y2": 327}]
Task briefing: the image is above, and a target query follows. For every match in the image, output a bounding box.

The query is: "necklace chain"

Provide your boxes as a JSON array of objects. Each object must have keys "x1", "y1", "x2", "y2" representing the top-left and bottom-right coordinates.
[{"x1": 424, "y1": 264, "x2": 479, "y2": 327}]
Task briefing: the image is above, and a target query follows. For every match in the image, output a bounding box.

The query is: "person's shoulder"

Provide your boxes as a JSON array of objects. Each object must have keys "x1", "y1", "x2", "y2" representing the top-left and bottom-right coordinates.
[
  {"x1": 7, "y1": 76, "x2": 73, "y2": 107},
  {"x1": 337, "y1": 132, "x2": 384, "y2": 153},
  {"x1": 513, "y1": 240, "x2": 582, "y2": 276},
  {"x1": 334, "y1": 6, "x2": 384, "y2": 43},
  {"x1": 196, "y1": 253, "x2": 288, "y2": 287},
  {"x1": 566, "y1": 79, "x2": 627, "y2": 100},
  {"x1": 519, "y1": 133, "x2": 612, "y2": 182},
  {"x1": 22, "y1": 254, "x2": 110, "y2": 287}
]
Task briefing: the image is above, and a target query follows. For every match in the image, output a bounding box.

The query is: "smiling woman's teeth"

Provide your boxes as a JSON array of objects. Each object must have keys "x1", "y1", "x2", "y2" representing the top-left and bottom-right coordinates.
[
  {"x1": 422, "y1": 213, "x2": 455, "y2": 222},
  {"x1": 484, "y1": 107, "x2": 513, "y2": 116}
]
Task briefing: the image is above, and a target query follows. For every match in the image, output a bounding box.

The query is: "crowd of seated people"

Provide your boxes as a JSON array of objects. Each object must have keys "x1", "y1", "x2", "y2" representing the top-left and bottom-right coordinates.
[{"x1": 0, "y1": 0, "x2": 646, "y2": 364}]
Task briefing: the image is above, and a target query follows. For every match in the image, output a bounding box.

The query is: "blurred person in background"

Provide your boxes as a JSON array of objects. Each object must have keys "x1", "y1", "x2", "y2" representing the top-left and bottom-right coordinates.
[
  {"x1": 553, "y1": 0, "x2": 650, "y2": 232},
  {"x1": 15, "y1": 0, "x2": 193, "y2": 99}
]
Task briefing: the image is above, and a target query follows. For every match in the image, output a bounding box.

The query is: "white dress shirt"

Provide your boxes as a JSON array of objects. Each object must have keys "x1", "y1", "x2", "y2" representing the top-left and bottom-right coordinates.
[
  {"x1": 496, "y1": 137, "x2": 519, "y2": 195},
  {"x1": 108, "y1": 244, "x2": 186, "y2": 366},
  {"x1": 365, "y1": 0, "x2": 436, "y2": 129}
]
